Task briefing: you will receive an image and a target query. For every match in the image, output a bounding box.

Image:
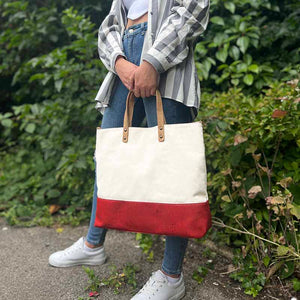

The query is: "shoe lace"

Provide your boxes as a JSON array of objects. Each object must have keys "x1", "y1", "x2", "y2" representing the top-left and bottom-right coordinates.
[
  {"x1": 63, "y1": 238, "x2": 83, "y2": 256},
  {"x1": 137, "y1": 271, "x2": 167, "y2": 298}
]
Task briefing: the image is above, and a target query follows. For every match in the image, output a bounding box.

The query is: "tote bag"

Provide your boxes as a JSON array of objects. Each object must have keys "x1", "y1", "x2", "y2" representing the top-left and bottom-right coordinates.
[{"x1": 94, "y1": 89, "x2": 211, "y2": 238}]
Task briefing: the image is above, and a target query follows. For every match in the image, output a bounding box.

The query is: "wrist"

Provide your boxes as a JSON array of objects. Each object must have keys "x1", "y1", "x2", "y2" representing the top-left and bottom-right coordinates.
[
  {"x1": 115, "y1": 55, "x2": 126, "y2": 68},
  {"x1": 142, "y1": 55, "x2": 164, "y2": 74},
  {"x1": 142, "y1": 59, "x2": 159, "y2": 75}
]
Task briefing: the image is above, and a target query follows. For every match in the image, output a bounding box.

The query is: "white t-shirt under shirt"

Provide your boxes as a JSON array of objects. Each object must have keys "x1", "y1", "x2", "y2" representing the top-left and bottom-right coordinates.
[{"x1": 123, "y1": 0, "x2": 148, "y2": 20}]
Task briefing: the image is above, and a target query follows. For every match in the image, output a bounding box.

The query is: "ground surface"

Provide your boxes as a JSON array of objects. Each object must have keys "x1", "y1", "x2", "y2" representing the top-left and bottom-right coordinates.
[{"x1": 0, "y1": 218, "x2": 296, "y2": 300}]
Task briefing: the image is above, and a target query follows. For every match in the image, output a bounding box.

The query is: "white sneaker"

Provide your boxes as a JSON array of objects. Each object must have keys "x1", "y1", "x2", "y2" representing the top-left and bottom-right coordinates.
[
  {"x1": 48, "y1": 237, "x2": 107, "y2": 267},
  {"x1": 131, "y1": 270, "x2": 185, "y2": 300}
]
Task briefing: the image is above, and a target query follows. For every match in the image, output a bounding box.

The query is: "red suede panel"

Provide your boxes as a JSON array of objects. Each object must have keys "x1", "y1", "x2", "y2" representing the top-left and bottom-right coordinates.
[{"x1": 94, "y1": 198, "x2": 212, "y2": 238}]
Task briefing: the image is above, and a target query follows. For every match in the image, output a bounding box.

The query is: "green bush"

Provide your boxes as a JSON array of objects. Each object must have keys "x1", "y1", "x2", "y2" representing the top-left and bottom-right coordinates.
[
  {"x1": 196, "y1": 79, "x2": 300, "y2": 292},
  {"x1": 0, "y1": 7, "x2": 104, "y2": 225},
  {"x1": 0, "y1": 0, "x2": 111, "y2": 110},
  {"x1": 195, "y1": 0, "x2": 300, "y2": 91}
]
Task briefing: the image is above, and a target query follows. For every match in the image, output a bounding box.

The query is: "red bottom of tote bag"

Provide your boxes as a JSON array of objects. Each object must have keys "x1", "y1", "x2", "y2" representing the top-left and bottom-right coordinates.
[{"x1": 94, "y1": 197, "x2": 212, "y2": 239}]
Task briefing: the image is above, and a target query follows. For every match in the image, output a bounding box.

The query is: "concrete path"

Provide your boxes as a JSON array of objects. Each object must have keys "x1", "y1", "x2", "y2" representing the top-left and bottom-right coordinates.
[{"x1": 0, "y1": 218, "x2": 263, "y2": 300}]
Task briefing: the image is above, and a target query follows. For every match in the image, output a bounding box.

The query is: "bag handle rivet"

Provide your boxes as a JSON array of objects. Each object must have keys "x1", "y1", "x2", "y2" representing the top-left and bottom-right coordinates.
[{"x1": 124, "y1": 128, "x2": 127, "y2": 132}]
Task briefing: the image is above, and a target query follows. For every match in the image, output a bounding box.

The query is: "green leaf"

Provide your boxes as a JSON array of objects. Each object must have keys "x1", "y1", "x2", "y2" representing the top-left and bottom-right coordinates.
[
  {"x1": 251, "y1": 38, "x2": 259, "y2": 48},
  {"x1": 4, "y1": 112, "x2": 13, "y2": 118},
  {"x1": 262, "y1": 256, "x2": 270, "y2": 267},
  {"x1": 25, "y1": 123, "x2": 36, "y2": 133},
  {"x1": 236, "y1": 63, "x2": 248, "y2": 73},
  {"x1": 239, "y1": 21, "x2": 247, "y2": 32},
  {"x1": 254, "y1": 79, "x2": 265, "y2": 90},
  {"x1": 224, "y1": 2, "x2": 235, "y2": 14},
  {"x1": 229, "y1": 46, "x2": 240, "y2": 60},
  {"x1": 216, "y1": 48, "x2": 228, "y2": 63},
  {"x1": 41, "y1": 74, "x2": 52, "y2": 85},
  {"x1": 290, "y1": 185, "x2": 300, "y2": 204},
  {"x1": 210, "y1": 16, "x2": 225, "y2": 26},
  {"x1": 289, "y1": 203, "x2": 300, "y2": 219},
  {"x1": 55, "y1": 79, "x2": 64, "y2": 92},
  {"x1": 231, "y1": 79, "x2": 239, "y2": 86},
  {"x1": 135, "y1": 233, "x2": 142, "y2": 240},
  {"x1": 30, "y1": 104, "x2": 39, "y2": 115},
  {"x1": 29, "y1": 73, "x2": 45, "y2": 83},
  {"x1": 292, "y1": 278, "x2": 300, "y2": 292},
  {"x1": 230, "y1": 148, "x2": 242, "y2": 166},
  {"x1": 224, "y1": 203, "x2": 244, "y2": 217},
  {"x1": 47, "y1": 189, "x2": 61, "y2": 198},
  {"x1": 192, "y1": 266, "x2": 208, "y2": 284},
  {"x1": 217, "y1": 120, "x2": 228, "y2": 130},
  {"x1": 244, "y1": 54, "x2": 253, "y2": 65},
  {"x1": 243, "y1": 74, "x2": 254, "y2": 85},
  {"x1": 213, "y1": 33, "x2": 227, "y2": 45},
  {"x1": 237, "y1": 36, "x2": 250, "y2": 54},
  {"x1": 260, "y1": 65, "x2": 274, "y2": 73},
  {"x1": 277, "y1": 245, "x2": 289, "y2": 256},
  {"x1": 221, "y1": 195, "x2": 231, "y2": 202},
  {"x1": 1, "y1": 119, "x2": 13, "y2": 128},
  {"x1": 279, "y1": 261, "x2": 294, "y2": 279},
  {"x1": 262, "y1": 210, "x2": 269, "y2": 222},
  {"x1": 248, "y1": 64, "x2": 259, "y2": 74},
  {"x1": 217, "y1": 64, "x2": 228, "y2": 71},
  {"x1": 206, "y1": 57, "x2": 216, "y2": 66}
]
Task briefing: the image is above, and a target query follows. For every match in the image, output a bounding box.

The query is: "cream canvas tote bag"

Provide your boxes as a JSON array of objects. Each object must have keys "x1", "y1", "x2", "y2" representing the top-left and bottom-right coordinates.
[{"x1": 94, "y1": 89, "x2": 211, "y2": 238}]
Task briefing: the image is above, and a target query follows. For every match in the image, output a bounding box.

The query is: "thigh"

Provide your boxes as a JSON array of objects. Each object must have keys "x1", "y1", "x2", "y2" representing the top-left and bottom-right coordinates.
[
  {"x1": 101, "y1": 76, "x2": 146, "y2": 129},
  {"x1": 143, "y1": 95, "x2": 193, "y2": 127}
]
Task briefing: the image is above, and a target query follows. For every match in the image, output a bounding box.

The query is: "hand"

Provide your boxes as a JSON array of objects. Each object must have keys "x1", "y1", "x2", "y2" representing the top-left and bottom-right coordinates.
[
  {"x1": 133, "y1": 60, "x2": 159, "y2": 98},
  {"x1": 115, "y1": 56, "x2": 138, "y2": 91}
]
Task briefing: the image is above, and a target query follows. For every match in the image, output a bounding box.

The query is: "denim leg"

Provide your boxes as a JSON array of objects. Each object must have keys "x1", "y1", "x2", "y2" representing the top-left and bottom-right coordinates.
[
  {"x1": 86, "y1": 76, "x2": 146, "y2": 245},
  {"x1": 144, "y1": 96, "x2": 193, "y2": 275},
  {"x1": 86, "y1": 162, "x2": 107, "y2": 246},
  {"x1": 161, "y1": 236, "x2": 189, "y2": 276}
]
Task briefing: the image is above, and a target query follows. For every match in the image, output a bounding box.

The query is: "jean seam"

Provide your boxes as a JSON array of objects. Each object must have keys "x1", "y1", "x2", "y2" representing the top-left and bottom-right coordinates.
[
  {"x1": 161, "y1": 263, "x2": 182, "y2": 276},
  {"x1": 86, "y1": 237, "x2": 105, "y2": 246}
]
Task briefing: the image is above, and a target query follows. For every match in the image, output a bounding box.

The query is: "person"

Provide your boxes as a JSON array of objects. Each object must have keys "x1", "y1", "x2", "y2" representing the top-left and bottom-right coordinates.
[{"x1": 49, "y1": 1, "x2": 210, "y2": 299}]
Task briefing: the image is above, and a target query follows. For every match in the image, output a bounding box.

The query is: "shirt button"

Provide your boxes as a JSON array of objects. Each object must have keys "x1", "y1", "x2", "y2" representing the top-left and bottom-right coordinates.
[{"x1": 129, "y1": 29, "x2": 134, "y2": 33}]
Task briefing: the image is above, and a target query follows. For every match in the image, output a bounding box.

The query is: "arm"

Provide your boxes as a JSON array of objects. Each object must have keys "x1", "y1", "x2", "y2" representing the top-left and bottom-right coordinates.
[
  {"x1": 98, "y1": 0, "x2": 126, "y2": 74},
  {"x1": 142, "y1": 0, "x2": 210, "y2": 74}
]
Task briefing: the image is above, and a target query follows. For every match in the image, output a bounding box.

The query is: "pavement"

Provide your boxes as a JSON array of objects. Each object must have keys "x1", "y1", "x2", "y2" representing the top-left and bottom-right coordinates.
[{"x1": 0, "y1": 217, "x2": 256, "y2": 300}]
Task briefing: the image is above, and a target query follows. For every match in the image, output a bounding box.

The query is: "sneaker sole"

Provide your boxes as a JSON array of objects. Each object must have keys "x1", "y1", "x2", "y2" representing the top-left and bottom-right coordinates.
[
  {"x1": 169, "y1": 286, "x2": 185, "y2": 300},
  {"x1": 49, "y1": 256, "x2": 107, "y2": 268}
]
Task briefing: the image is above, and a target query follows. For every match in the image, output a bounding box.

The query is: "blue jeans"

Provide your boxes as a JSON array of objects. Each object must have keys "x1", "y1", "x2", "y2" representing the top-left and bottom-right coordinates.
[{"x1": 86, "y1": 21, "x2": 191, "y2": 276}]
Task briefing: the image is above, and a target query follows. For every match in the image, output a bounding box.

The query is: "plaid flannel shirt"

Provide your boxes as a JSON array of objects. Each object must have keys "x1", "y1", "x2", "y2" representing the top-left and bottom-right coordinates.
[{"x1": 95, "y1": 0, "x2": 210, "y2": 121}]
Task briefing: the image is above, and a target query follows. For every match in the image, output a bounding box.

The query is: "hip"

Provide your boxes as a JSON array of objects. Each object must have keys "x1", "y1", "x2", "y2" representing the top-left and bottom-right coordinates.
[{"x1": 125, "y1": 12, "x2": 148, "y2": 29}]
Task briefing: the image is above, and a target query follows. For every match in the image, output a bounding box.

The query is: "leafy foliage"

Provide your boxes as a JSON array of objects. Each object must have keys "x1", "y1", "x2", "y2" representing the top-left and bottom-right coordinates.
[
  {"x1": 195, "y1": 0, "x2": 300, "y2": 91},
  {"x1": 230, "y1": 256, "x2": 266, "y2": 297},
  {"x1": 192, "y1": 266, "x2": 209, "y2": 284},
  {"x1": 0, "y1": 0, "x2": 112, "y2": 110},
  {"x1": 135, "y1": 233, "x2": 155, "y2": 262},
  {"x1": 196, "y1": 79, "x2": 300, "y2": 294},
  {"x1": 0, "y1": 6, "x2": 104, "y2": 224},
  {"x1": 81, "y1": 263, "x2": 139, "y2": 298}
]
